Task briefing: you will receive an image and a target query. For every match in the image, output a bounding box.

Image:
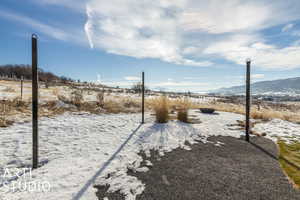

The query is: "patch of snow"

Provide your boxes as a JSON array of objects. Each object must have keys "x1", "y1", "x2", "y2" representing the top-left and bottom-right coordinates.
[
  {"x1": 253, "y1": 119, "x2": 300, "y2": 143},
  {"x1": 0, "y1": 111, "x2": 244, "y2": 200}
]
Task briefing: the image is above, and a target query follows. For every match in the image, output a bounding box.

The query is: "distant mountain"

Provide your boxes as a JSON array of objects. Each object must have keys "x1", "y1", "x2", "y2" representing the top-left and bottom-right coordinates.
[{"x1": 214, "y1": 77, "x2": 300, "y2": 96}]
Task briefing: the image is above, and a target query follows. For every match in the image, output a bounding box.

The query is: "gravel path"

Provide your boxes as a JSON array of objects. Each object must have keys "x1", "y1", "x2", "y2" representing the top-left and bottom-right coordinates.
[{"x1": 96, "y1": 136, "x2": 300, "y2": 200}]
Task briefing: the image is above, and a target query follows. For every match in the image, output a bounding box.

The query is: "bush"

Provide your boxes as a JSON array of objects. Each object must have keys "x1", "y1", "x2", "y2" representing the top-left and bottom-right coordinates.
[
  {"x1": 70, "y1": 90, "x2": 83, "y2": 107},
  {"x1": 176, "y1": 97, "x2": 191, "y2": 123},
  {"x1": 177, "y1": 109, "x2": 188, "y2": 123},
  {"x1": 96, "y1": 91, "x2": 105, "y2": 108},
  {"x1": 152, "y1": 96, "x2": 169, "y2": 123}
]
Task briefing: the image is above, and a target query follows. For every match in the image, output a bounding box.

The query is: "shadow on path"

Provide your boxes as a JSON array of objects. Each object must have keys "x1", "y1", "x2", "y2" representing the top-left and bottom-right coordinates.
[
  {"x1": 250, "y1": 140, "x2": 300, "y2": 171},
  {"x1": 249, "y1": 141, "x2": 278, "y2": 160},
  {"x1": 72, "y1": 123, "x2": 143, "y2": 200}
]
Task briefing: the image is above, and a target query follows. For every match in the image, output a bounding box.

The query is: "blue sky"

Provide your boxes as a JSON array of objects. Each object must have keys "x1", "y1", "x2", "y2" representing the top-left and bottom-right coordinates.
[{"x1": 1, "y1": 0, "x2": 300, "y2": 92}]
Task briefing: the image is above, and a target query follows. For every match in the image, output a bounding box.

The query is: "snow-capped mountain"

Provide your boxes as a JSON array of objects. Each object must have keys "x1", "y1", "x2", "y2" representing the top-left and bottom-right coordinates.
[{"x1": 214, "y1": 77, "x2": 300, "y2": 96}]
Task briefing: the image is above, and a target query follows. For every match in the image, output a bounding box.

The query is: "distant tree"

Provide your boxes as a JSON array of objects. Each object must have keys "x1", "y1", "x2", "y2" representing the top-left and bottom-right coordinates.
[
  {"x1": 0, "y1": 64, "x2": 71, "y2": 84},
  {"x1": 131, "y1": 82, "x2": 147, "y2": 93}
]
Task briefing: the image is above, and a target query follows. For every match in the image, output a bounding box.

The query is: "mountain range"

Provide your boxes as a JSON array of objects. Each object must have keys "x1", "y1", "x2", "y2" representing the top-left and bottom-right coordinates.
[{"x1": 213, "y1": 77, "x2": 300, "y2": 96}]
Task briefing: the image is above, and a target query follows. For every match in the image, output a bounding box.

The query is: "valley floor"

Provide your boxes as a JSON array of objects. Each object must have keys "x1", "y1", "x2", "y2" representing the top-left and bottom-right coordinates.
[{"x1": 0, "y1": 110, "x2": 299, "y2": 199}]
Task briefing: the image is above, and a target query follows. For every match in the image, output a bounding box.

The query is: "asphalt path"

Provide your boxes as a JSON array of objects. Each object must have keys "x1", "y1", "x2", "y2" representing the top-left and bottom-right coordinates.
[{"x1": 96, "y1": 136, "x2": 300, "y2": 200}]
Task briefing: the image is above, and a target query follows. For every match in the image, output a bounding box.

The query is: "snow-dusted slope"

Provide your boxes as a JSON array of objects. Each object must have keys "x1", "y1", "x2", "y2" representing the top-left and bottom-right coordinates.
[
  {"x1": 0, "y1": 111, "x2": 245, "y2": 200},
  {"x1": 214, "y1": 77, "x2": 300, "y2": 96}
]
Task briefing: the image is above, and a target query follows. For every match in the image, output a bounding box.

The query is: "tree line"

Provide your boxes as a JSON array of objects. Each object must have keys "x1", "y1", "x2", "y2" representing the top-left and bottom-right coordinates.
[{"x1": 0, "y1": 64, "x2": 74, "y2": 83}]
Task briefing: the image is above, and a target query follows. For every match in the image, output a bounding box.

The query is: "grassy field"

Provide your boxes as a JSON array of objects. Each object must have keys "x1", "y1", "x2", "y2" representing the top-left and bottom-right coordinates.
[{"x1": 278, "y1": 141, "x2": 300, "y2": 188}]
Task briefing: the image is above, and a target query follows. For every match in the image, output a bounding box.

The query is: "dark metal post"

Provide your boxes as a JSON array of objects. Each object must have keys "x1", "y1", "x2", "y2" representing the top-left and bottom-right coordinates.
[
  {"x1": 21, "y1": 76, "x2": 23, "y2": 100},
  {"x1": 245, "y1": 59, "x2": 251, "y2": 142},
  {"x1": 32, "y1": 34, "x2": 39, "y2": 169},
  {"x1": 142, "y1": 72, "x2": 145, "y2": 124}
]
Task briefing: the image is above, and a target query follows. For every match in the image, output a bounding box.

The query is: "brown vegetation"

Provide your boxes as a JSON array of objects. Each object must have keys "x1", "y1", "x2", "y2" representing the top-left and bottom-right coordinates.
[
  {"x1": 150, "y1": 96, "x2": 169, "y2": 123},
  {"x1": 197, "y1": 102, "x2": 300, "y2": 123}
]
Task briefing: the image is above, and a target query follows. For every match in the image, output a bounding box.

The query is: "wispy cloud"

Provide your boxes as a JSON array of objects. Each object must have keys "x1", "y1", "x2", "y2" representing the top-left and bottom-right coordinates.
[
  {"x1": 0, "y1": 8, "x2": 87, "y2": 45},
  {"x1": 29, "y1": 0, "x2": 87, "y2": 13},
  {"x1": 84, "y1": 0, "x2": 213, "y2": 67},
  {"x1": 124, "y1": 76, "x2": 141, "y2": 81},
  {"x1": 252, "y1": 74, "x2": 265, "y2": 79},
  {"x1": 282, "y1": 23, "x2": 294, "y2": 32}
]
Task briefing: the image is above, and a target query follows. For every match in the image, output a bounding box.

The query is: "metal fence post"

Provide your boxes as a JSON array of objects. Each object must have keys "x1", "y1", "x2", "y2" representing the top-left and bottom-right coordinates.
[
  {"x1": 21, "y1": 76, "x2": 23, "y2": 100},
  {"x1": 32, "y1": 34, "x2": 39, "y2": 169},
  {"x1": 142, "y1": 72, "x2": 145, "y2": 124},
  {"x1": 245, "y1": 59, "x2": 251, "y2": 142}
]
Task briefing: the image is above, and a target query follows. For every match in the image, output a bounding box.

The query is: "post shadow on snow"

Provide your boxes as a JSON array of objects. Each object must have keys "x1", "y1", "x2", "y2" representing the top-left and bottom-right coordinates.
[
  {"x1": 248, "y1": 139, "x2": 300, "y2": 171},
  {"x1": 72, "y1": 123, "x2": 143, "y2": 200},
  {"x1": 94, "y1": 121, "x2": 204, "y2": 199}
]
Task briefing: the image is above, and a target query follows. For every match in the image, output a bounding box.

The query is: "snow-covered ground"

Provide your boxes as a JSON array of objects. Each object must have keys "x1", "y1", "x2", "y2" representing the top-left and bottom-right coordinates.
[
  {"x1": 0, "y1": 110, "x2": 299, "y2": 200},
  {"x1": 0, "y1": 110, "x2": 244, "y2": 200},
  {"x1": 253, "y1": 119, "x2": 300, "y2": 144}
]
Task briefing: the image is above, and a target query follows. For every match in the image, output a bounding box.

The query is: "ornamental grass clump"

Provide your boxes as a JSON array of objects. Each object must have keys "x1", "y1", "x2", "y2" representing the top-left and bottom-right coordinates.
[
  {"x1": 177, "y1": 98, "x2": 191, "y2": 123},
  {"x1": 152, "y1": 96, "x2": 169, "y2": 123}
]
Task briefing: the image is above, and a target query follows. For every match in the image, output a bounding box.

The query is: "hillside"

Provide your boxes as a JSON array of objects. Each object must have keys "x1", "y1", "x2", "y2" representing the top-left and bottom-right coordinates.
[{"x1": 214, "y1": 77, "x2": 300, "y2": 96}]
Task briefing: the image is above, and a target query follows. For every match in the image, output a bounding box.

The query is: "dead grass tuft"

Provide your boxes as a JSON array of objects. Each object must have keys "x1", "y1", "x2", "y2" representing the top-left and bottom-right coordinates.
[
  {"x1": 151, "y1": 96, "x2": 169, "y2": 123},
  {"x1": 197, "y1": 102, "x2": 300, "y2": 123},
  {"x1": 96, "y1": 91, "x2": 104, "y2": 107},
  {"x1": 70, "y1": 90, "x2": 83, "y2": 107},
  {"x1": 176, "y1": 98, "x2": 191, "y2": 123}
]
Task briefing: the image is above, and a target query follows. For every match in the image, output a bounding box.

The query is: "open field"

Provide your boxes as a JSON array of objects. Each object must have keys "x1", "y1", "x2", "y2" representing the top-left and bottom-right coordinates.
[{"x1": 1, "y1": 79, "x2": 300, "y2": 199}]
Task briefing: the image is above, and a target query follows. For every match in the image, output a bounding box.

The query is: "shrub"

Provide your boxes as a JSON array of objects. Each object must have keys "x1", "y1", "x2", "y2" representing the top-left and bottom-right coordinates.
[
  {"x1": 70, "y1": 90, "x2": 83, "y2": 107},
  {"x1": 96, "y1": 91, "x2": 105, "y2": 108},
  {"x1": 58, "y1": 95, "x2": 70, "y2": 104},
  {"x1": 177, "y1": 109, "x2": 188, "y2": 123},
  {"x1": 152, "y1": 96, "x2": 169, "y2": 123},
  {"x1": 103, "y1": 99, "x2": 124, "y2": 113},
  {"x1": 176, "y1": 98, "x2": 191, "y2": 123}
]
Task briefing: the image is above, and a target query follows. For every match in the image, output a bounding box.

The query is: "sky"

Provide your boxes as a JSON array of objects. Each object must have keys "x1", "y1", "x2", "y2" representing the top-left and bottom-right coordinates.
[{"x1": 1, "y1": 0, "x2": 300, "y2": 92}]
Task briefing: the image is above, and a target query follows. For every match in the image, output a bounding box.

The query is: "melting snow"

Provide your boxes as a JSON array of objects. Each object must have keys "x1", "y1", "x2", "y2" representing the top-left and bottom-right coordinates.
[
  {"x1": 253, "y1": 118, "x2": 300, "y2": 143},
  {"x1": 0, "y1": 111, "x2": 246, "y2": 199}
]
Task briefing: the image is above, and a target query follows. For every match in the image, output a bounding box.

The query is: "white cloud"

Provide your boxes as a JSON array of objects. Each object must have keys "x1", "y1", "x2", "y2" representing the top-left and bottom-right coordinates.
[
  {"x1": 84, "y1": 0, "x2": 213, "y2": 67},
  {"x1": 252, "y1": 74, "x2": 265, "y2": 79},
  {"x1": 203, "y1": 33, "x2": 300, "y2": 69},
  {"x1": 151, "y1": 81, "x2": 209, "y2": 87},
  {"x1": 282, "y1": 23, "x2": 294, "y2": 32},
  {"x1": 124, "y1": 76, "x2": 141, "y2": 81},
  {"x1": 85, "y1": 0, "x2": 300, "y2": 69}
]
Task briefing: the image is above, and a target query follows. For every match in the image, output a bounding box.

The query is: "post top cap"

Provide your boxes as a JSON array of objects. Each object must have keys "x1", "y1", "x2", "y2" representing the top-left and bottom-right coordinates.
[
  {"x1": 246, "y1": 58, "x2": 251, "y2": 63},
  {"x1": 32, "y1": 34, "x2": 38, "y2": 39}
]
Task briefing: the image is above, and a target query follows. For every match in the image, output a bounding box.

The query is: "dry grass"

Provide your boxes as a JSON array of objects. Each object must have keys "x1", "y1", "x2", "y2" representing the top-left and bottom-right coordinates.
[
  {"x1": 150, "y1": 96, "x2": 169, "y2": 123},
  {"x1": 3, "y1": 86, "x2": 15, "y2": 92},
  {"x1": 176, "y1": 98, "x2": 191, "y2": 123},
  {"x1": 103, "y1": 99, "x2": 124, "y2": 113},
  {"x1": 278, "y1": 140, "x2": 300, "y2": 188},
  {"x1": 197, "y1": 102, "x2": 300, "y2": 123},
  {"x1": 70, "y1": 90, "x2": 83, "y2": 107},
  {"x1": 52, "y1": 88, "x2": 59, "y2": 96},
  {"x1": 96, "y1": 91, "x2": 104, "y2": 107},
  {"x1": 177, "y1": 110, "x2": 188, "y2": 123},
  {"x1": 0, "y1": 98, "x2": 29, "y2": 127}
]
